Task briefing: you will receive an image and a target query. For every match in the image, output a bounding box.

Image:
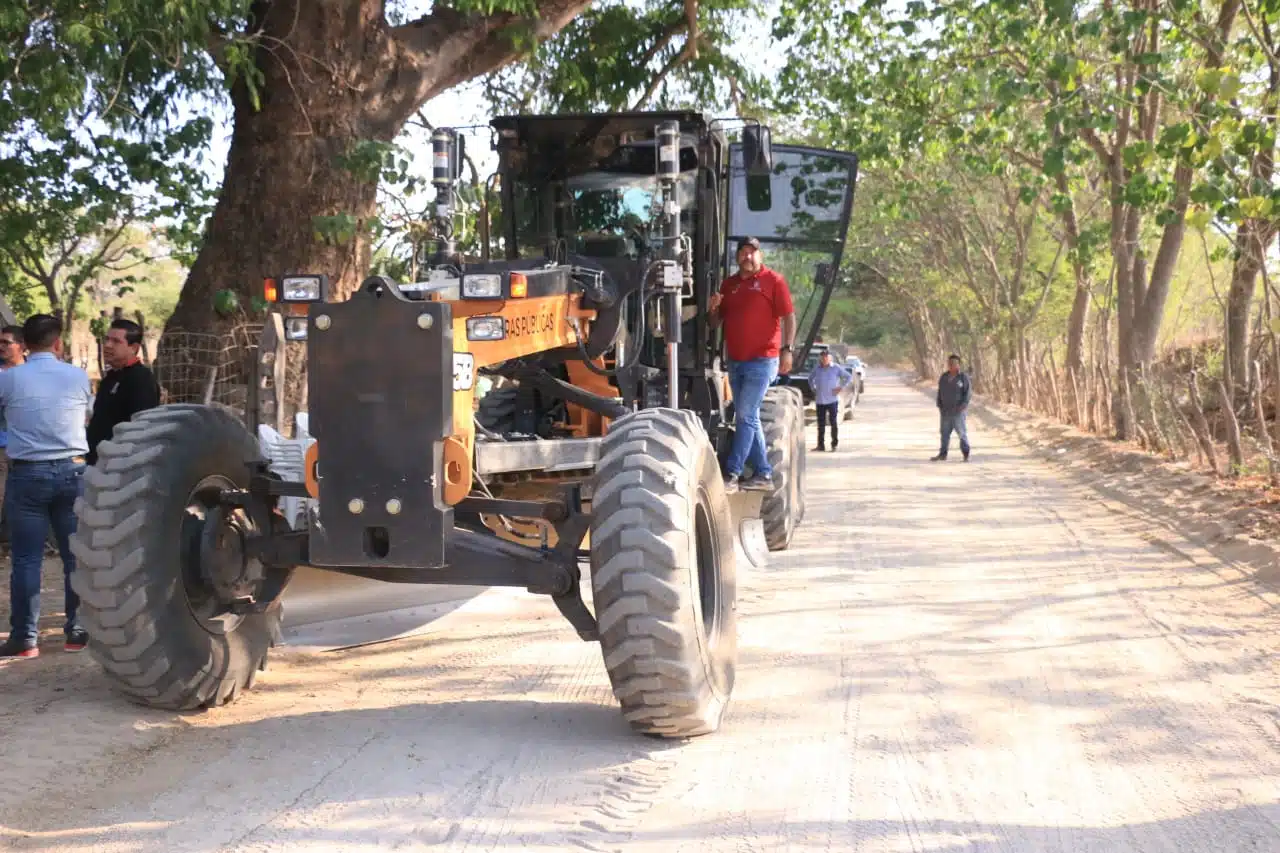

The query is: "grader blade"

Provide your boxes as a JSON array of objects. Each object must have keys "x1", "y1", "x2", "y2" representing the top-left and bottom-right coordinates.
[{"x1": 729, "y1": 491, "x2": 769, "y2": 571}]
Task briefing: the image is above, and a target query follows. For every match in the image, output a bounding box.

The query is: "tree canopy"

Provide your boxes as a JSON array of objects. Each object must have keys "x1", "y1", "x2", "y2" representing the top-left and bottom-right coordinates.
[{"x1": 5, "y1": 0, "x2": 1280, "y2": 453}]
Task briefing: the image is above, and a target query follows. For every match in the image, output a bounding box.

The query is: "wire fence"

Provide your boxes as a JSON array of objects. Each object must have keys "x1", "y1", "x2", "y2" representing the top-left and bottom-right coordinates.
[
  {"x1": 152, "y1": 323, "x2": 264, "y2": 418},
  {"x1": 972, "y1": 358, "x2": 1280, "y2": 485}
]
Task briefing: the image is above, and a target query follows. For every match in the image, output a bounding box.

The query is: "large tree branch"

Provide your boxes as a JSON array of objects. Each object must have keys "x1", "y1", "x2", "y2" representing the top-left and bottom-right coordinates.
[
  {"x1": 636, "y1": 14, "x2": 689, "y2": 69},
  {"x1": 368, "y1": 0, "x2": 592, "y2": 136},
  {"x1": 631, "y1": 34, "x2": 704, "y2": 110}
]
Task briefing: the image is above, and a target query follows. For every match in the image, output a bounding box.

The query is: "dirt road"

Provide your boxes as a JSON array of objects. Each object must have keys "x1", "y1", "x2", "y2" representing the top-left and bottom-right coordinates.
[{"x1": 4, "y1": 371, "x2": 1280, "y2": 851}]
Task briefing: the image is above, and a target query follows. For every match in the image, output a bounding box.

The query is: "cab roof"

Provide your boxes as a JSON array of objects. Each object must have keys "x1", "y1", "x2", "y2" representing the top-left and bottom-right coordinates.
[{"x1": 490, "y1": 111, "x2": 711, "y2": 144}]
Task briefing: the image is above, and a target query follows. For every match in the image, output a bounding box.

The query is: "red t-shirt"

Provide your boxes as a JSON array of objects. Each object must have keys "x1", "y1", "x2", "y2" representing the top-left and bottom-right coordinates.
[{"x1": 718, "y1": 267, "x2": 794, "y2": 362}]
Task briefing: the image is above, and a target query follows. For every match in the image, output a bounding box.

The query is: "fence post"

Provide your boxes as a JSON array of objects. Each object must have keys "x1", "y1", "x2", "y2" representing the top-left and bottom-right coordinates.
[
  {"x1": 1214, "y1": 376, "x2": 1244, "y2": 476},
  {"x1": 1187, "y1": 371, "x2": 1221, "y2": 476},
  {"x1": 134, "y1": 310, "x2": 151, "y2": 364},
  {"x1": 1252, "y1": 359, "x2": 1278, "y2": 486},
  {"x1": 1047, "y1": 350, "x2": 1064, "y2": 422},
  {"x1": 1099, "y1": 366, "x2": 1113, "y2": 435},
  {"x1": 1069, "y1": 367, "x2": 1084, "y2": 427},
  {"x1": 1139, "y1": 363, "x2": 1172, "y2": 456}
]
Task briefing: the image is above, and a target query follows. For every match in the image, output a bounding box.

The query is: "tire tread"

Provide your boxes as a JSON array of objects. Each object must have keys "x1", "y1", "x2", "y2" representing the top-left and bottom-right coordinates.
[
  {"x1": 590, "y1": 408, "x2": 737, "y2": 738},
  {"x1": 71, "y1": 404, "x2": 281, "y2": 711}
]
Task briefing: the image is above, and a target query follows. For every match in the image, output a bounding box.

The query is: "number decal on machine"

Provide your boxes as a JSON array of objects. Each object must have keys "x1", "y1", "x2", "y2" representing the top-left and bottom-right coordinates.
[{"x1": 453, "y1": 353, "x2": 475, "y2": 391}]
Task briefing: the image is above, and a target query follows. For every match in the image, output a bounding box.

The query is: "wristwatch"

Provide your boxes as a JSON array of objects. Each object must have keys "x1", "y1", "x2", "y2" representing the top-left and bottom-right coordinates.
[{"x1": 780, "y1": 345, "x2": 792, "y2": 353}]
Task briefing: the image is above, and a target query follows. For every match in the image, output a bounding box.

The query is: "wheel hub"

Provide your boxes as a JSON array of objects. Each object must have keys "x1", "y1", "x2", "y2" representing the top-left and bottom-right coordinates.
[{"x1": 198, "y1": 504, "x2": 263, "y2": 607}]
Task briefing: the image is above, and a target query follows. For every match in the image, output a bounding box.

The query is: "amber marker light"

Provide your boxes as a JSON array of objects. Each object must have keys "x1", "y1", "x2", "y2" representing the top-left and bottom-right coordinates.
[{"x1": 510, "y1": 272, "x2": 528, "y2": 298}]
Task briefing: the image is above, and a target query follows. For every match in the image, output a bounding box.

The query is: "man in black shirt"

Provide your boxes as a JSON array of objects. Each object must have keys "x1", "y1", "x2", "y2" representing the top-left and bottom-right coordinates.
[
  {"x1": 87, "y1": 319, "x2": 160, "y2": 465},
  {"x1": 932, "y1": 354, "x2": 972, "y2": 462}
]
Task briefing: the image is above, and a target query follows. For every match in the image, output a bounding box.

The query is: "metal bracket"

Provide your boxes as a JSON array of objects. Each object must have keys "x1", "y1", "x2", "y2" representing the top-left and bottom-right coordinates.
[
  {"x1": 455, "y1": 496, "x2": 569, "y2": 523},
  {"x1": 541, "y1": 510, "x2": 597, "y2": 641}
]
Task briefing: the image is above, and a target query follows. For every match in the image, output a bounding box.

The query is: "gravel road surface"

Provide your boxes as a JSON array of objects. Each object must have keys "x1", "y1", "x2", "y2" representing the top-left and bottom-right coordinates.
[{"x1": 2, "y1": 371, "x2": 1279, "y2": 852}]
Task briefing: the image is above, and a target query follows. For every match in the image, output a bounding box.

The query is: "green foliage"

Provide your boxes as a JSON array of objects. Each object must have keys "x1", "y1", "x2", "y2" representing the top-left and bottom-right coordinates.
[
  {"x1": 770, "y1": 0, "x2": 1280, "y2": 381},
  {"x1": 1, "y1": 3, "x2": 235, "y2": 325},
  {"x1": 0, "y1": 120, "x2": 215, "y2": 309},
  {"x1": 482, "y1": 0, "x2": 764, "y2": 114}
]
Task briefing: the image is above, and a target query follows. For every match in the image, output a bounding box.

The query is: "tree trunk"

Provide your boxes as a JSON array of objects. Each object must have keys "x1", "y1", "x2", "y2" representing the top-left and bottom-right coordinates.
[
  {"x1": 1113, "y1": 202, "x2": 1141, "y2": 374},
  {"x1": 1118, "y1": 367, "x2": 1137, "y2": 442},
  {"x1": 1223, "y1": 64, "x2": 1274, "y2": 407},
  {"x1": 1069, "y1": 367, "x2": 1083, "y2": 427},
  {"x1": 159, "y1": 0, "x2": 589, "y2": 407},
  {"x1": 1065, "y1": 284, "x2": 1091, "y2": 373},
  {"x1": 1053, "y1": 170, "x2": 1092, "y2": 372},
  {"x1": 1225, "y1": 219, "x2": 1266, "y2": 409}
]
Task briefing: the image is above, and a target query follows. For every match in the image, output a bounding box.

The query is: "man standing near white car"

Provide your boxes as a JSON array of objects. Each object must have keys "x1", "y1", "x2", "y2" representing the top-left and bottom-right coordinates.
[{"x1": 810, "y1": 349, "x2": 852, "y2": 452}]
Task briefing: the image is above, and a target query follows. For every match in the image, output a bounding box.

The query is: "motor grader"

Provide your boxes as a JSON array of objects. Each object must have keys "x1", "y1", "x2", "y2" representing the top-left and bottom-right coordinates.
[{"x1": 69, "y1": 111, "x2": 858, "y2": 738}]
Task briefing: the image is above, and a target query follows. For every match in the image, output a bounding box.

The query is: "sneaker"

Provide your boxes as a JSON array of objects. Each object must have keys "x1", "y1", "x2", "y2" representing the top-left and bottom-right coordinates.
[
  {"x1": 930, "y1": 454, "x2": 947, "y2": 462},
  {"x1": 65, "y1": 628, "x2": 88, "y2": 653},
  {"x1": 723, "y1": 473, "x2": 740, "y2": 494},
  {"x1": 741, "y1": 474, "x2": 773, "y2": 492},
  {"x1": 812, "y1": 446, "x2": 826, "y2": 452},
  {"x1": 0, "y1": 636, "x2": 38, "y2": 660}
]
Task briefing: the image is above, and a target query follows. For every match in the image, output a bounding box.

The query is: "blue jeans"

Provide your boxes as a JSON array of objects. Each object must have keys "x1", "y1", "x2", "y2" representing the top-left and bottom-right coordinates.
[
  {"x1": 940, "y1": 411, "x2": 970, "y2": 457},
  {"x1": 7, "y1": 459, "x2": 85, "y2": 642},
  {"x1": 726, "y1": 357, "x2": 779, "y2": 478}
]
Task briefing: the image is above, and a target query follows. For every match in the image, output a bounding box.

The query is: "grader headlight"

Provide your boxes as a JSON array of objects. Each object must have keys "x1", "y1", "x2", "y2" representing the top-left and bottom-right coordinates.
[
  {"x1": 280, "y1": 274, "x2": 328, "y2": 303},
  {"x1": 461, "y1": 273, "x2": 502, "y2": 299},
  {"x1": 466, "y1": 316, "x2": 506, "y2": 341},
  {"x1": 284, "y1": 316, "x2": 309, "y2": 341}
]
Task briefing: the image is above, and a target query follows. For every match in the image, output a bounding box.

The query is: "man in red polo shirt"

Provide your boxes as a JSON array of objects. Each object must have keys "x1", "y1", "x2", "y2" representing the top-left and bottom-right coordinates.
[{"x1": 708, "y1": 237, "x2": 796, "y2": 493}]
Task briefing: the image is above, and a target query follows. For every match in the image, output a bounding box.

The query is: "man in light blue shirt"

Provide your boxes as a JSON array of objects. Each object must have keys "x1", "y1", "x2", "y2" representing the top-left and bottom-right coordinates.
[
  {"x1": 0, "y1": 314, "x2": 92, "y2": 659},
  {"x1": 810, "y1": 349, "x2": 852, "y2": 452}
]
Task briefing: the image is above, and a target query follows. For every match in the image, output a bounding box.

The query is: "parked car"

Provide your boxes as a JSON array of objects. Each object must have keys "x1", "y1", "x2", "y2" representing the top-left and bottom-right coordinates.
[{"x1": 846, "y1": 355, "x2": 866, "y2": 394}]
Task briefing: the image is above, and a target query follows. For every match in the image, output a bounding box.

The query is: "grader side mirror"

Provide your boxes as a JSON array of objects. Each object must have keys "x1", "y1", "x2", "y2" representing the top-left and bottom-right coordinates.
[
  {"x1": 815, "y1": 262, "x2": 833, "y2": 287},
  {"x1": 743, "y1": 124, "x2": 773, "y2": 211}
]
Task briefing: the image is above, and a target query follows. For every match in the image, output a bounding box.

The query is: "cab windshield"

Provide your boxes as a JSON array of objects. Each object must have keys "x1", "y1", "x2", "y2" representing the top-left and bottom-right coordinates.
[{"x1": 506, "y1": 141, "x2": 698, "y2": 260}]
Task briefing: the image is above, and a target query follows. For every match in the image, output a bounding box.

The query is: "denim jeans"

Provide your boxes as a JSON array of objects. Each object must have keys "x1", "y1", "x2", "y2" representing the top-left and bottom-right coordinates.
[
  {"x1": 816, "y1": 402, "x2": 839, "y2": 448},
  {"x1": 726, "y1": 357, "x2": 779, "y2": 477},
  {"x1": 6, "y1": 458, "x2": 85, "y2": 642},
  {"x1": 940, "y1": 411, "x2": 970, "y2": 457}
]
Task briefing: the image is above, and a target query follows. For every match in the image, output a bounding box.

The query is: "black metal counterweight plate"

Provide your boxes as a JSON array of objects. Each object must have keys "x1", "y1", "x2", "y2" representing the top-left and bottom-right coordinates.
[{"x1": 306, "y1": 294, "x2": 453, "y2": 568}]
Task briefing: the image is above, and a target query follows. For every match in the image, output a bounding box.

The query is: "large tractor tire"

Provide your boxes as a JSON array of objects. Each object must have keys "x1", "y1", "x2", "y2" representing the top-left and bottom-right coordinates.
[
  {"x1": 70, "y1": 404, "x2": 287, "y2": 710},
  {"x1": 590, "y1": 408, "x2": 738, "y2": 738},
  {"x1": 786, "y1": 387, "x2": 808, "y2": 524},
  {"x1": 475, "y1": 385, "x2": 521, "y2": 434},
  {"x1": 759, "y1": 387, "x2": 804, "y2": 551}
]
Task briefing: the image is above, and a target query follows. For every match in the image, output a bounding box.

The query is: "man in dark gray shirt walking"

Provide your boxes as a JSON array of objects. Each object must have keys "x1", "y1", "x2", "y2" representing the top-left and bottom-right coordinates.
[{"x1": 932, "y1": 354, "x2": 971, "y2": 462}]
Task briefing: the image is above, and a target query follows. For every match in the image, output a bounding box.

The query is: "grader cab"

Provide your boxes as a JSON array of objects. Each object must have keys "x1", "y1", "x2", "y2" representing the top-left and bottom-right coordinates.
[{"x1": 70, "y1": 111, "x2": 858, "y2": 738}]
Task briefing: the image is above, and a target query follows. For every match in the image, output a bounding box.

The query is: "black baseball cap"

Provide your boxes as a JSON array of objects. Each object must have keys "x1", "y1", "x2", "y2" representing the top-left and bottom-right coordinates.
[{"x1": 736, "y1": 236, "x2": 761, "y2": 251}]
